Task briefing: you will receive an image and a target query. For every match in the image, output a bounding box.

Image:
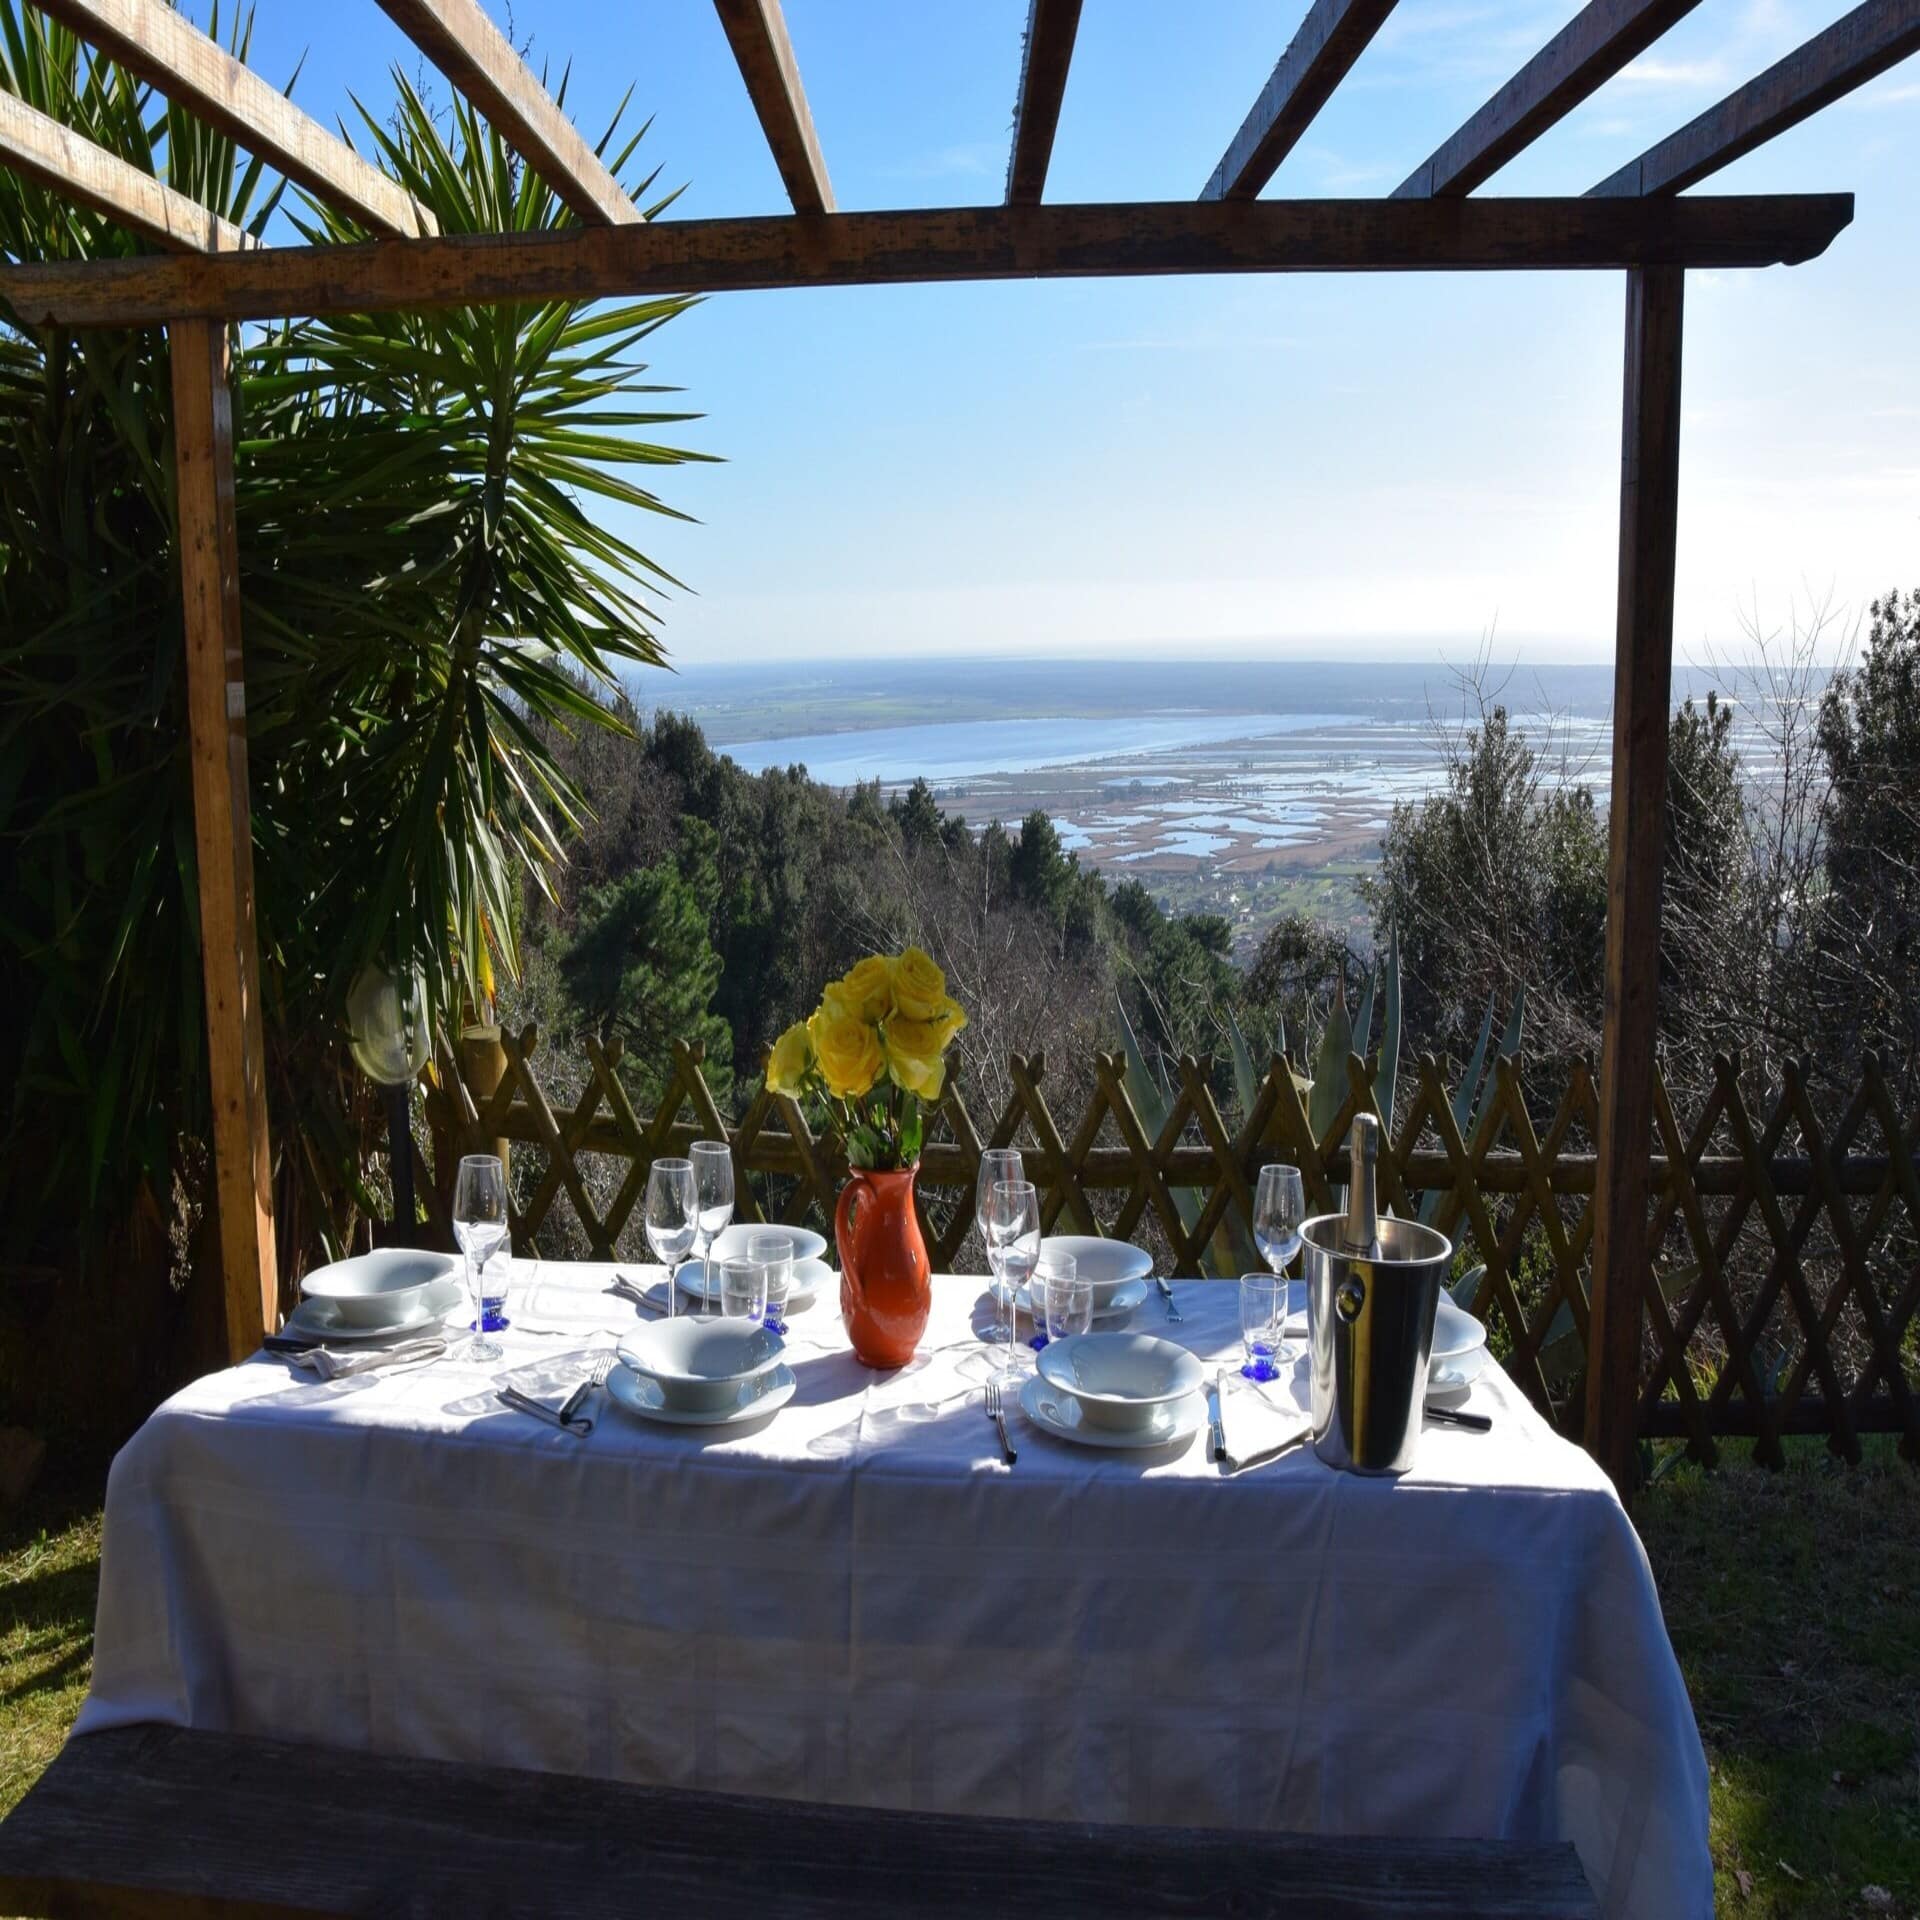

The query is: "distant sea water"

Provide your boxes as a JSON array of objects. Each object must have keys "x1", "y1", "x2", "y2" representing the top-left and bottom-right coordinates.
[{"x1": 721, "y1": 711, "x2": 1349, "y2": 786}]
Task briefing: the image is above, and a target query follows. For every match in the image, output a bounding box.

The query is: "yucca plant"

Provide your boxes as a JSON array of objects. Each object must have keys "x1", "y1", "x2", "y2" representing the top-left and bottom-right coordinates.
[{"x1": 1, "y1": 10, "x2": 708, "y2": 1300}]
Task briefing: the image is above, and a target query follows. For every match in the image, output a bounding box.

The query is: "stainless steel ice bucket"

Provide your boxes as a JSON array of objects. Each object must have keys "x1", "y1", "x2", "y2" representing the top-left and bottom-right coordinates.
[{"x1": 1302, "y1": 1212, "x2": 1454, "y2": 1476}]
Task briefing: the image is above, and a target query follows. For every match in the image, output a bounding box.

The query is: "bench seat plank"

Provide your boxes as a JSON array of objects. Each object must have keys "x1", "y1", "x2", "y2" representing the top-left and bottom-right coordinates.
[{"x1": 0, "y1": 1725, "x2": 1598, "y2": 1918}]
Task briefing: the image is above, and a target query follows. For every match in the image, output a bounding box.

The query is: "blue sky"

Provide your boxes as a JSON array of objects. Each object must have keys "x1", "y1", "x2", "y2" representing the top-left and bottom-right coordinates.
[{"x1": 223, "y1": 0, "x2": 1917, "y2": 668}]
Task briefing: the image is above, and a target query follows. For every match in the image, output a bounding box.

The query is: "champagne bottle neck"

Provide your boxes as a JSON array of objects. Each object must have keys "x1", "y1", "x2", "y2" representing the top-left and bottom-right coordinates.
[{"x1": 1343, "y1": 1114, "x2": 1383, "y2": 1257}]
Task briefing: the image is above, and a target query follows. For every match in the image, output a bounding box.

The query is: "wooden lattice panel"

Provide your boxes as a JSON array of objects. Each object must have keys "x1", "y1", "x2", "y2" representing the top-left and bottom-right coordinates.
[{"x1": 420, "y1": 1031, "x2": 1920, "y2": 1464}]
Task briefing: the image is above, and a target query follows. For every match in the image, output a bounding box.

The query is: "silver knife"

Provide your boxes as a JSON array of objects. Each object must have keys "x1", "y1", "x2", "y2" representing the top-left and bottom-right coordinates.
[{"x1": 1206, "y1": 1369, "x2": 1227, "y2": 1463}]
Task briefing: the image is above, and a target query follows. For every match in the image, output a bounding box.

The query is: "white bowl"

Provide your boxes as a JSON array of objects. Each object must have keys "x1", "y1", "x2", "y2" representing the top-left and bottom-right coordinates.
[
  {"x1": 707, "y1": 1223, "x2": 828, "y2": 1267},
  {"x1": 300, "y1": 1249, "x2": 460, "y2": 1329},
  {"x1": 618, "y1": 1316, "x2": 786, "y2": 1412},
  {"x1": 1037, "y1": 1236, "x2": 1153, "y2": 1310},
  {"x1": 1432, "y1": 1295, "x2": 1487, "y2": 1362},
  {"x1": 1036, "y1": 1332, "x2": 1205, "y2": 1432}
]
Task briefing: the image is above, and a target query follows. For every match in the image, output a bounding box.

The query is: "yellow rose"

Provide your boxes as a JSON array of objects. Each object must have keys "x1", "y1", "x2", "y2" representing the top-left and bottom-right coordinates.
[
  {"x1": 884, "y1": 1015, "x2": 950, "y2": 1101},
  {"x1": 808, "y1": 1003, "x2": 883, "y2": 1100},
  {"x1": 835, "y1": 954, "x2": 895, "y2": 1024},
  {"x1": 891, "y1": 946, "x2": 951, "y2": 1023},
  {"x1": 933, "y1": 994, "x2": 968, "y2": 1037},
  {"x1": 766, "y1": 1020, "x2": 812, "y2": 1096}
]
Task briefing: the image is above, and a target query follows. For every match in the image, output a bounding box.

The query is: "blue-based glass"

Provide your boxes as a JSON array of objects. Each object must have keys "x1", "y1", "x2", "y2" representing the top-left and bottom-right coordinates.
[{"x1": 1240, "y1": 1273, "x2": 1281, "y2": 1383}]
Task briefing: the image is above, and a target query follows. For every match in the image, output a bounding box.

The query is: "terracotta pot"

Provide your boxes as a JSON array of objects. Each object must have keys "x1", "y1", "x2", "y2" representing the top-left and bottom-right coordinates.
[{"x1": 835, "y1": 1164, "x2": 931, "y2": 1368}]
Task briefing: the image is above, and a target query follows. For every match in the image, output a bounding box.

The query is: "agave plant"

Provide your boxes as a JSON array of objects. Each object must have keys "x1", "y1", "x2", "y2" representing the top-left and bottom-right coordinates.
[{"x1": 1, "y1": 9, "x2": 708, "y2": 1281}]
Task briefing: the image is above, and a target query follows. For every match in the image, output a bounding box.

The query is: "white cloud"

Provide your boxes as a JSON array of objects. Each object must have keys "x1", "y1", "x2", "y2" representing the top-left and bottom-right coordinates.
[{"x1": 1618, "y1": 57, "x2": 1729, "y2": 87}]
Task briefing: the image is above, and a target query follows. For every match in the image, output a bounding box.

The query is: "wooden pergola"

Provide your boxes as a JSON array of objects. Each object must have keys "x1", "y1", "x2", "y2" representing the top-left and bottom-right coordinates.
[{"x1": 4, "y1": 0, "x2": 1915, "y2": 1489}]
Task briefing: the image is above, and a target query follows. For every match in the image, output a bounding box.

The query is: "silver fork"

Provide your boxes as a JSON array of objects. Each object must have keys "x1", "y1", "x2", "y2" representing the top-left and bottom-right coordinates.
[
  {"x1": 1155, "y1": 1276, "x2": 1183, "y2": 1324},
  {"x1": 556, "y1": 1350, "x2": 615, "y2": 1427},
  {"x1": 984, "y1": 1379, "x2": 1017, "y2": 1465}
]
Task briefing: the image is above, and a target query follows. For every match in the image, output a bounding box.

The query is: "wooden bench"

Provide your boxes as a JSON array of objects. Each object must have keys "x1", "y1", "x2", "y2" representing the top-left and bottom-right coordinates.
[{"x1": 0, "y1": 1724, "x2": 1598, "y2": 1918}]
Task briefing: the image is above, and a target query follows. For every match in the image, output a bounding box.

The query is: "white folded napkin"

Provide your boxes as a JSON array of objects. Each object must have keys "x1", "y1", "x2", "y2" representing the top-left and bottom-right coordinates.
[
  {"x1": 1218, "y1": 1376, "x2": 1311, "y2": 1469},
  {"x1": 283, "y1": 1336, "x2": 447, "y2": 1381}
]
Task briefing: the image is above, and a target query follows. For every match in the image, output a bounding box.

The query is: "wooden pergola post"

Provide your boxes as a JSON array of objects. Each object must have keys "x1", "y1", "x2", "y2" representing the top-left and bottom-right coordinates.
[
  {"x1": 1586, "y1": 264, "x2": 1685, "y2": 1496},
  {"x1": 170, "y1": 315, "x2": 278, "y2": 1359}
]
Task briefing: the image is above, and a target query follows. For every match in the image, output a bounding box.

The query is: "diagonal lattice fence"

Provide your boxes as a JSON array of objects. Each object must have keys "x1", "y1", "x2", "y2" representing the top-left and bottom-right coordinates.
[{"x1": 419, "y1": 1028, "x2": 1919, "y2": 1467}]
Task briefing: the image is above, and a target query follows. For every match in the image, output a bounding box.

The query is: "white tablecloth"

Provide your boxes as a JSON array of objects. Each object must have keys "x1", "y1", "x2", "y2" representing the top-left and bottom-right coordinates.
[{"x1": 78, "y1": 1261, "x2": 1709, "y2": 1917}]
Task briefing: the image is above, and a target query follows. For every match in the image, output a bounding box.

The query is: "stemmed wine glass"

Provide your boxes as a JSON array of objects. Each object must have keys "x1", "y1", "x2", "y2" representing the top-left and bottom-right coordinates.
[
  {"x1": 975, "y1": 1148, "x2": 1024, "y2": 1348},
  {"x1": 644, "y1": 1158, "x2": 697, "y2": 1316},
  {"x1": 452, "y1": 1153, "x2": 509, "y2": 1363},
  {"x1": 689, "y1": 1140, "x2": 735, "y2": 1318},
  {"x1": 1253, "y1": 1162, "x2": 1307, "y2": 1359},
  {"x1": 985, "y1": 1178, "x2": 1040, "y2": 1380}
]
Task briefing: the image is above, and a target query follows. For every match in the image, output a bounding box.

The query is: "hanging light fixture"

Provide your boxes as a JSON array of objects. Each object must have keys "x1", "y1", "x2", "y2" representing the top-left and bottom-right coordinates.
[{"x1": 346, "y1": 963, "x2": 431, "y2": 1244}]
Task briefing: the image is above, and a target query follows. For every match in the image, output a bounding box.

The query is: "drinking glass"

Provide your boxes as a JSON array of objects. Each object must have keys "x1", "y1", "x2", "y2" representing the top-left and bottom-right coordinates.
[
  {"x1": 719, "y1": 1255, "x2": 768, "y2": 1327},
  {"x1": 1254, "y1": 1162, "x2": 1307, "y2": 1356},
  {"x1": 975, "y1": 1148, "x2": 1024, "y2": 1345},
  {"x1": 451, "y1": 1153, "x2": 509, "y2": 1362},
  {"x1": 986, "y1": 1178, "x2": 1040, "y2": 1370},
  {"x1": 1040, "y1": 1252, "x2": 1091, "y2": 1350},
  {"x1": 644, "y1": 1157, "x2": 698, "y2": 1317},
  {"x1": 690, "y1": 1140, "x2": 735, "y2": 1317},
  {"x1": 1239, "y1": 1273, "x2": 1283, "y2": 1383},
  {"x1": 748, "y1": 1230, "x2": 793, "y2": 1336}
]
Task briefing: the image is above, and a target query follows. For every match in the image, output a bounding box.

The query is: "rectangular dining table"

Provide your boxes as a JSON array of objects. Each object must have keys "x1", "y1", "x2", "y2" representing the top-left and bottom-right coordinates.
[{"x1": 75, "y1": 1259, "x2": 1710, "y2": 1918}]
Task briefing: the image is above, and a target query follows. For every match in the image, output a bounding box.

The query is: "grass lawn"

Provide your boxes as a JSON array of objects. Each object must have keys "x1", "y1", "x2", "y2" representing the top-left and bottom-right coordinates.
[
  {"x1": 1638, "y1": 1440, "x2": 1920, "y2": 1918},
  {"x1": 1, "y1": 1441, "x2": 1914, "y2": 1912}
]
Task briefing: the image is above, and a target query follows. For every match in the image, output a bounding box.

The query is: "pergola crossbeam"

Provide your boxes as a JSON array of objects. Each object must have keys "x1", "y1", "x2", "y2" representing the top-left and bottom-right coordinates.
[
  {"x1": 0, "y1": 196, "x2": 1853, "y2": 329},
  {"x1": 1006, "y1": 0, "x2": 1083, "y2": 207},
  {"x1": 712, "y1": 0, "x2": 833, "y2": 215},
  {"x1": 1394, "y1": 0, "x2": 1703, "y2": 199},
  {"x1": 1590, "y1": 0, "x2": 1920, "y2": 196},
  {"x1": 1201, "y1": 0, "x2": 1399, "y2": 200},
  {"x1": 374, "y1": 0, "x2": 639, "y2": 225},
  {"x1": 34, "y1": 0, "x2": 435, "y2": 236},
  {"x1": 0, "y1": 87, "x2": 253, "y2": 253}
]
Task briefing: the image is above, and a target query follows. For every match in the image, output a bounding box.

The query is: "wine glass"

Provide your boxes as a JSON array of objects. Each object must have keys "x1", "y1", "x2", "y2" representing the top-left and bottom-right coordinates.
[
  {"x1": 975, "y1": 1148, "x2": 1024, "y2": 1347},
  {"x1": 644, "y1": 1158, "x2": 697, "y2": 1317},
  {"x1": 719, "y1": 1255, "x2": 768, "y2": 1327},
  {"x1": 747, "y1": 1230, "x2": 793, "y2": 1336},
  {"x1": 690, "y1": 1140, "x2": 735, "y2": 1318},
  {"x1": 1040, "y1": 1251, "x2": 1091, "y2": 1351},
  {"x1": 451, "y1": 1153, "x2": 509, "y2": 1363},
  {"x1": 986, "y1": 1179, "x2": 1040, "y2": 1376},
  {"x1": 1254, "y1": 1162, "x2": 1307, "y2": 1357},
  {"x1": 1239, "y1": 1273, "x2": 1282, "y2": 1383}
]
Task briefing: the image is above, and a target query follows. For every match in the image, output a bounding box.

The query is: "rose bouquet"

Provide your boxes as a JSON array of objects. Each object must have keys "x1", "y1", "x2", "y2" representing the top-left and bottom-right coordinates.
[{"x1": 765, "y1": 947, "x2": 967, "y2": 1171}]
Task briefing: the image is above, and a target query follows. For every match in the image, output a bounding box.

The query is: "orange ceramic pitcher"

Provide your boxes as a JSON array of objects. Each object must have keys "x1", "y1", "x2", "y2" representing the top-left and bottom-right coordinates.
[{"x1": 835, "y1": 1165, "x2": 932, "y2": 1368}]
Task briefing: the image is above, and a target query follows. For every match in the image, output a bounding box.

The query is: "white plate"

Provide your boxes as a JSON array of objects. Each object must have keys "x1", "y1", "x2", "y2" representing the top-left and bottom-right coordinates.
[
  {"x1": 1015, "y1": 1277, "x2": 1147, "y2": 1323},
  {"x1": 281, "y1": 1277, "x2": 461, "y2": 1344},
  {"x1": 606, "y1": 1360, "x2": 796, "y2": 1427},
  {"x1": 1037, "y1": 1331, "x2": 1205, "y2": 1430},
  {"x1": 1432, "y1": 1295, "x2": 1486, "y2": 1362},
  {"x1": 1018, "y1": 1372, "x2": 1206, "y2": 1451}
]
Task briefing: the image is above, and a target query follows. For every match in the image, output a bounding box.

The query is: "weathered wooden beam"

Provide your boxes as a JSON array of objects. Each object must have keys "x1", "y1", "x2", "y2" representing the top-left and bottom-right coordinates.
[
  {"x1": 33, "y1": 0, "x2": 434, "y2": 236},
  {"x1": 169, "y1": 318, "x2": 278, "y2": 1360},
  {"x1": 1200, "y1": 0, "x2": 1399, "y2": 200},
  {"x1": 0, "y1": 196, "x2": 1853, "y2": 328},
  {"x1": 712, "y1": 0, "x2": 833, "y2": 215},
  {"x1": 1006, "y1": 0, "x2": 1083, "y2": 206},
  {"x1": 1590, "y1": 0, "x2": 1920, "y2": 196},
  {"x1": 1587, "y1": 264, "x2": 1685, "y2": 1500},
  {"x1": 373, "y1": 0, "x2": 638, "y2": 226},
  {"x1": 0, "y1": 1724, "x2": 1600, "y2": 1919},
  {"x1": 1394, "y1": 0, "x2": 1703, "y2": 198},
  {"x1": 0, "y1": 88, "x2": 253, "y2": 252}
]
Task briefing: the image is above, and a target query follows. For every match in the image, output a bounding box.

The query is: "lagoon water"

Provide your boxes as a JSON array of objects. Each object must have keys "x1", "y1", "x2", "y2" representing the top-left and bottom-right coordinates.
[{"x1": 720, "y1": 710, "x2": 1349, "y2": 787}]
